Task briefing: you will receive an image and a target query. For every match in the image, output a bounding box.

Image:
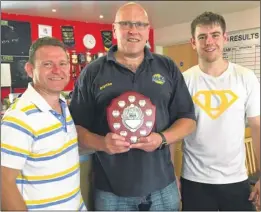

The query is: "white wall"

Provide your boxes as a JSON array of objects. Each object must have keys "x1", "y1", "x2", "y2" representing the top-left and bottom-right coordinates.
[
  {"x1": 155, "y1": 6, "x2": 260, "y2": 47},
  {"x1": 155, "y1": 46, "x2": 163, "y2": 55}
]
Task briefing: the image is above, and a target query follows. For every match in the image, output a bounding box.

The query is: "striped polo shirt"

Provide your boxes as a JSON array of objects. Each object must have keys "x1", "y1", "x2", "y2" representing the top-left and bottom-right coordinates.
[{"x1": 1, "y1": 83, "x2": 87, "y2": 210}]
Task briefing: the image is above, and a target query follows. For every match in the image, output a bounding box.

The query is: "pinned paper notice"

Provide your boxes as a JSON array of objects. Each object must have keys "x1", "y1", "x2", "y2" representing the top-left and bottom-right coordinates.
[{"x1": 1, "y1": 63, "x2": 11, "y2": 87}]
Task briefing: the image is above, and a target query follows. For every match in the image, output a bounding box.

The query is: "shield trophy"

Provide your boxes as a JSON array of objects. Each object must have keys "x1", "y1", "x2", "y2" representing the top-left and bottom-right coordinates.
[{"x1": 107, "y1": 91, "x2": 156, "y2": 144}]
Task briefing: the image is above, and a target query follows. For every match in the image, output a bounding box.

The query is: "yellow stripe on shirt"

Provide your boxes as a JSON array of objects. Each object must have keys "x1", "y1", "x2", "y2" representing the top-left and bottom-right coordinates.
[
  {"x1": 28, "y1": 138, "x2": 77, "y2": 158},
  {"x1": 1, "y1": 143, "x2": 30, "y2": 155},
  {"x1": 10, "y1": 98, "x2": 20, "y2": 110},
  {"x1": 2, "y1": 116, "x2": 35, "y2": 134},
  {"x1": 66, "y1": 116, "x2": 72, "y2": 122},
  {"x1": 17, "y1": 163, "x2": 79, "y2": 181},
  {"x1": 35, "y1": 123, "x2": 62, "y2": 136},
  {"x1": 25, "y1": 186, "x2": 80, "y2": 205},
  {"x1": 21, "y1": 104, "x2": 37, "y2": 112},
  {"x1": 78, "y1": 197, "x2": 84, "y2": 210}
]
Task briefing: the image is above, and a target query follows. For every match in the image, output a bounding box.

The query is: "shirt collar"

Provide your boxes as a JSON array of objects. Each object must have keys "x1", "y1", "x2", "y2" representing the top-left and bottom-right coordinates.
[
  {"x1": 106, "y1": 45, "x2": 154, "y2": 62},
  {"x1": 23, "y1": 82, "x2": 66, "y2": 112}
]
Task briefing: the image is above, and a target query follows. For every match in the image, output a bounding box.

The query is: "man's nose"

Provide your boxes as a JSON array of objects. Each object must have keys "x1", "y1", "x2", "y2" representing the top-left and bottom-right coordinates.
[
  {"x1": 51, "y1": 64, "x2": 61, "y2": 73},
  {"x1": 128, "y1": 23, "x2": 139, "y2": 33},
  {"x1": 206, "y1": 36, "x2": 214, "y2": 45}
]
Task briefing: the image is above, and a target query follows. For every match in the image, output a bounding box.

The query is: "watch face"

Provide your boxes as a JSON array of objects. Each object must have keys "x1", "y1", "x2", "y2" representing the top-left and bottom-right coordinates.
[{"x1": 83, "y1": 34, "x2": 96, "y2": 49}]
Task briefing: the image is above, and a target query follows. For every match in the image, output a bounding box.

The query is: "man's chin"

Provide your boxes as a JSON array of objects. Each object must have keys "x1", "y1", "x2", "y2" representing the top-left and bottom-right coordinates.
[
  {"x1": 202, "y1": 55, "x2": 221, "y2": 63},
  {"x1": 49, "y1": 86, "x2": 67, "y2": 94},
  {"x1": 124, "y1": 49, "x2": 144, "y2": 57}
]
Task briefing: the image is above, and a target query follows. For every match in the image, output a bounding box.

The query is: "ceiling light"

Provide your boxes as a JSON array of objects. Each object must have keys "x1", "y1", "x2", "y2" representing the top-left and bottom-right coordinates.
[
  {"x1": 52, "y1": 9, "x2": 56, "y2": 12},
  {"x1": 99, "y1": 15, "x2": 104, "y2": 19}
]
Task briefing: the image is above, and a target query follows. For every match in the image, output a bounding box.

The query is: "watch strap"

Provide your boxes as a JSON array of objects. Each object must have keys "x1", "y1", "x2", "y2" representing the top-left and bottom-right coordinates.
[{"x1": 158, "y1": 132, "x2": 167, "y2": 150}]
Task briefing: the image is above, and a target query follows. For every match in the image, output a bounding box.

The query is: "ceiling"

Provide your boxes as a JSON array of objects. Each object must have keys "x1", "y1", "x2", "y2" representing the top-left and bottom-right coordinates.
[{"x1": 2, "y1": 1, "x2": 260, "y2": 29}]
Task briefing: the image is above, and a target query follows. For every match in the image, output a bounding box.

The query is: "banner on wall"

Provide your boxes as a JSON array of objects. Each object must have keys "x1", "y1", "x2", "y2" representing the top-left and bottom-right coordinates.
[
  {"x1": 101, "y1": 30, "x2": 112, "y2": 51},
  {"x1": 1, "y1": 20, "x2": 32, "y2": 56},
  {"x1": 38, "y1": 24, "x2": 52, "y2": 38},
  {"x1": 61, "y1": 26, "x2": 75, "y2": 48}
]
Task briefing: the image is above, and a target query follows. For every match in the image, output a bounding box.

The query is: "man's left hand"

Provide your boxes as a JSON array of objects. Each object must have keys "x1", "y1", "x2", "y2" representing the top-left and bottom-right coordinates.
[
  {"x1": 249, "y1": 179, "x2": 260, "y2": 210},
  {"x1": 130, "y1": 132, "x2": 162, "y2": 152}
]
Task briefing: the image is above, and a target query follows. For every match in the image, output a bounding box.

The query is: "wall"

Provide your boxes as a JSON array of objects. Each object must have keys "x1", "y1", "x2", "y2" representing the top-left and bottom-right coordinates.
[
  {"x1": 155, "y1": 6, "x2": 260, "y2": 47},
  {"x1": 155, "y1": 46, "x2": 163, "y2": 55},
  {"x1": 1, "y1": 12, "x2": 154, "y2": 100},
  {"x1": 163, "y1": 43, "x2": 198, "y2": 72}
]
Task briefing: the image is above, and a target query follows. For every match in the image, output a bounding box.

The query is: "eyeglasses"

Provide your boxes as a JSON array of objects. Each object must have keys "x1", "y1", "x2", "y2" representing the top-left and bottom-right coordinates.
[{"x1": 114, "y1": 21, "x2": 149, "y2": 30}]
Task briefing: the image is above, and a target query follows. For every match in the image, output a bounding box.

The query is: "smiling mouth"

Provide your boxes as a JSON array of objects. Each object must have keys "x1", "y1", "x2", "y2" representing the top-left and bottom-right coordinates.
[
  {"x1": 204, "y1": 48, "x2": 216, "y2": 52},
  {"x1": 49, "y1": 77, "x2": 64, "y2": 81},
  {"x1": 127, "y1": 38, "x2": 140, "y2": 42}
]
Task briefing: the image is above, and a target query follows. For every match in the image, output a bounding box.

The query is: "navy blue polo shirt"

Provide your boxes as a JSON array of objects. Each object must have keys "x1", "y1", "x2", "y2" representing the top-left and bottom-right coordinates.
[{"x1": 69, "y1": 45, "x2": 195, "y2": 197}]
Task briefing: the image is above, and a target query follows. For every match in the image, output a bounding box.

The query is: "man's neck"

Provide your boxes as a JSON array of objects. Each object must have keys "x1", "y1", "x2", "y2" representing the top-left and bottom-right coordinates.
[
  {"x1": 33, "y1": 85, "x2": 62, "y2": 113},
  {"x1": 115, "y1": 51, "x2": 144, "y2": 73},
  {"x1": 199, "y1": 58, "x2": 229, "y2": 77}
]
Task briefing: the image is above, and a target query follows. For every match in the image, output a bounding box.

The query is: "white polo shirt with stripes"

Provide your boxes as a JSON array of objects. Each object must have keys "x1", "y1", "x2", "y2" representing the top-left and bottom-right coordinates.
[{"x1": 1, "y1": 83, "x2": 87, "y2": 210}]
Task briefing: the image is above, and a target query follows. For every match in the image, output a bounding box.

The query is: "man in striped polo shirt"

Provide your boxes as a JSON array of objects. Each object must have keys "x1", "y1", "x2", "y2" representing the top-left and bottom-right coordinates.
[{"x1": 1, "y1": 37, "x2": 87, "y2": 210}]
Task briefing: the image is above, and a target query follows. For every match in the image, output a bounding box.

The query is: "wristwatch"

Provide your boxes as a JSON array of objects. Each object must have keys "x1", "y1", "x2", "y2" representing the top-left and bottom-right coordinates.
[{"x1": 158, "y1": 132, "x2": 168, "y2": 150}]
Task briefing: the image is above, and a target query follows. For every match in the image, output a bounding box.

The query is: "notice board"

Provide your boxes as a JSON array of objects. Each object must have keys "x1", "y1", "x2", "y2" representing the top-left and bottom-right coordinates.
[
  {"x1": 223, "y1": 27, "x2": 260, "y2": 81},
  {"x1": 1, "y1": 20, "x2": 32, "y2": 88}
]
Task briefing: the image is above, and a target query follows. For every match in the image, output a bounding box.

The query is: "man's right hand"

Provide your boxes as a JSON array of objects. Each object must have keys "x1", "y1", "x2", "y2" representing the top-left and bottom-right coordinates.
[{"x1": 103, "y1": 133, "x2": 131, "y2": 155}]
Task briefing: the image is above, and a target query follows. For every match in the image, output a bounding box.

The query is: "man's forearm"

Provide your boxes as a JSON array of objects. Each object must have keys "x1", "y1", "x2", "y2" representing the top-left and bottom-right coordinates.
[
  {"x1": 162, "y1": 118, "x2": 196, "y2": 145},
  {"x1": 251, "y1": 125, "x2": 260, "y2": 170},
  {"x1": 76, "y1": 125, "x2": 105, "y2": 151},
  {"x1": 1, "y1": 182, "x2": 27, "y2": 210}
]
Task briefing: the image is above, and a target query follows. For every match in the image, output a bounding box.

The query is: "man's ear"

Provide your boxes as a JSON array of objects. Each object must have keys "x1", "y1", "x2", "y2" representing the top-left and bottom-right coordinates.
[
  {"x1": 190, "y1": 37, "x2": 196, "y2": 50},
  {"x1": 146, "y1": 24, "x2": 151, "y2": 41},
  {"x1": 112, "y1": 24, "x2": 117, "y2": 40},
  {"x1": 223, "y1": 32, "x2": 228, "y2": 45},
  {"x1": 24, "y1": 62, "x2": 34, "y2": 79}
]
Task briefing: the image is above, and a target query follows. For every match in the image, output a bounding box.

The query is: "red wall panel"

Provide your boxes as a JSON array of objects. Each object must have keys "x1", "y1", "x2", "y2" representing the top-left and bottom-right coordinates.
[{"x1": 1, "y1": 12, "x2": 154, "y2": 101}]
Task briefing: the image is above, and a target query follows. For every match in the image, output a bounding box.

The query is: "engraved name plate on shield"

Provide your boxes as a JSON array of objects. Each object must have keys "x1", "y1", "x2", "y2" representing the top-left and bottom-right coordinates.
[{"x1": 107, "y1": 91, "x2": 156, "y2": 144}]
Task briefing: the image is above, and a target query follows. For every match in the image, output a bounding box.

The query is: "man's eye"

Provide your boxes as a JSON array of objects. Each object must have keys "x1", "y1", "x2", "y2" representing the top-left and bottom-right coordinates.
[
  {"x1": 121, "y1": 22, "x2": 129, "y2": 26},
  {"x1": 43, "y1": 62, "x2": 52, "y2": 67},
  {"x1": 60, "y1": 62, "x2": 68, "y2": 66},
  {"x1": 136, "y1": 22, "x2": 143, "y2": 27}
]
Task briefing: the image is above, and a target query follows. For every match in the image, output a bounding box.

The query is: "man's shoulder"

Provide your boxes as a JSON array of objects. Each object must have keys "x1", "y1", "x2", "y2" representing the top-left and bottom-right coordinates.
[
  {"x1": 79, "y1": 56, "x2": 109, "y2": 79},
  {"x1": 151, "y1": 53, "x2": 173, "y2": 64},
  {"x1": 182, "y1": 65, "x2": 200, "y2": 78},
  {"x1": 1, "y1": 101, "x2": 32, "y2": 130},
  {"x1": 2, "y1": 92, "x2": 36, "y2": 121},
  {"x1": 150, "y1": 53, "x2": 181, "y2": 78},
  {"x1": 227, "y1": 62, "x2": 260, "y2": 85},
  {"x1": 88, "y1": 55, "x2": 107, "y2": 69},
  {"x1": 230, "y1": 62, "x2": 256, "y2": 76}
]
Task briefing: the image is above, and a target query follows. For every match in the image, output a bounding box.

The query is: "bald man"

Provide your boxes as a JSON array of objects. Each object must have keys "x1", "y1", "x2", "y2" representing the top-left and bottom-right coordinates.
[{"x1": 70, "y1": 2, "x2": 196, "y2": 211}]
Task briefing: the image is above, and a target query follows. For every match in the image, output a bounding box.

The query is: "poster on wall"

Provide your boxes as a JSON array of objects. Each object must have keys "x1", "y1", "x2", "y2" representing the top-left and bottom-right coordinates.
[
  {"x1": 1, "y1": 20, "x2": 32, "y2": 56},
  {"x1": 1, "y1": 55, "x2": 32, "y2": 88},
  {"x1": 38, "y1": 24, "x2": 52, "y2": 38},
  {"x1": 1, "y1": 63, "x2": 12, "y2": 87},
  {"x1": 101, "y1": 30, "x2": 112, "y2": 51},
  {"x1": 61, "y1": 26, "x2": 75, "y2": 48},
  {"x1": 223, "y1": 27, "x2": 260, "y2": 82}
]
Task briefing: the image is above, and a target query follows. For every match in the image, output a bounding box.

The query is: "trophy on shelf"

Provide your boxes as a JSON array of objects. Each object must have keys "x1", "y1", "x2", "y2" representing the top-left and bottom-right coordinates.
[
  {"x1": 107, "y1": 91, "x2": 156, "y2": 144},
  {"x1": 98, "y1": 52, "x2": 105, "y2": 58},
  {"x1": 71, "y1": 50, "x2": 78, "y2": 80},
  {"x1": 77, "y1": 53, "x2": 86, "y2": 71},
  {"x1": 85, "y1": 52, "x2": 92, "y2": 64}
]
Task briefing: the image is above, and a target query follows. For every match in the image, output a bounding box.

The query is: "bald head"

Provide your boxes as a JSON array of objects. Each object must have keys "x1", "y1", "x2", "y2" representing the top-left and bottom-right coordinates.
[
  {"x1": 112, "y1": 2, "x2": 150, "y2": 57},
  {"x1": 115, "y1": 2, "x2": 149, "y2": 23}
]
